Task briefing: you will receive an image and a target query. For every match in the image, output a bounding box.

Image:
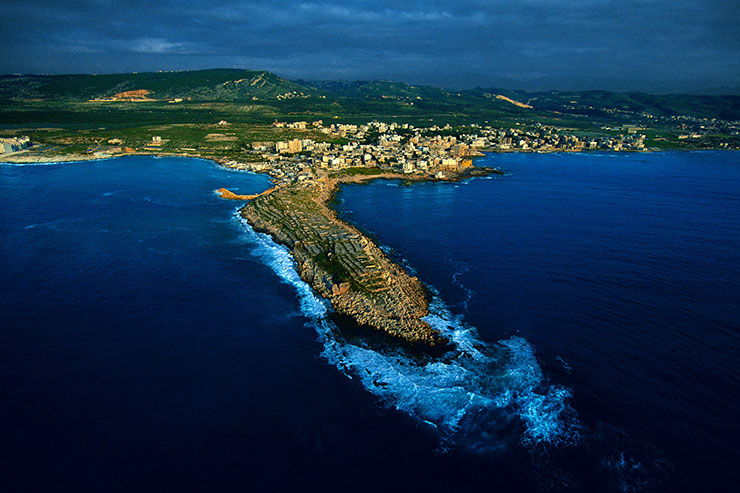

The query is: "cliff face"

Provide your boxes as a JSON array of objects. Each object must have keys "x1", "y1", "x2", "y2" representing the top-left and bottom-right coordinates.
[{"x1": 240, "y1": 181, "x2": 448, "y2": 348}]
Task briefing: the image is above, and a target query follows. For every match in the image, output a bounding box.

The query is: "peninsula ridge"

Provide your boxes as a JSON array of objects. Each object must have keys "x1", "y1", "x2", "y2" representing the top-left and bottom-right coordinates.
[{"x1": 232, "y1": 166, "x2": 501, "y2": 349}]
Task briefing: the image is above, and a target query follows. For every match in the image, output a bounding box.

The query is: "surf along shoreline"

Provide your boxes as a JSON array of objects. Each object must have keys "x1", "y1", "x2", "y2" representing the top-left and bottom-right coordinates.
[
  {"x1": 3, "y1": 152, "x2": 590, "y2": 462},
  {"x1": 230, "y1": 165, "x2": 502, "y2": 352}
]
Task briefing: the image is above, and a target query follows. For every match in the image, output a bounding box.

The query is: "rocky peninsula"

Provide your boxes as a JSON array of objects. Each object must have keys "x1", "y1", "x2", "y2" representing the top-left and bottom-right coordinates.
[{"x1": 235, "y1": 166, "x2": 501, "y2": 349}]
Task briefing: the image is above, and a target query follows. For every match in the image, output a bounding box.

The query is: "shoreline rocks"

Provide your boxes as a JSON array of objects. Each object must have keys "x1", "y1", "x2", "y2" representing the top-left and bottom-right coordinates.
[{"x1": 239, "y1": 167, "x2": 501, "y2": 350}]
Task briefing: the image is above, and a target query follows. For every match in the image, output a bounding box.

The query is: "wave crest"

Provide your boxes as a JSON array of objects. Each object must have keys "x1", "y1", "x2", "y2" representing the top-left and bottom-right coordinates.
[{"x1": 237, "y1": 215, "x2": 580, "y2": 452}]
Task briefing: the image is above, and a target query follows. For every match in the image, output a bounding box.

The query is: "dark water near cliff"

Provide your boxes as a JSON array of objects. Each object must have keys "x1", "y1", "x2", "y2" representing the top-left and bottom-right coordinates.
[{"x1": 1, "y1": 152, "x2": 739, "y2": 491}]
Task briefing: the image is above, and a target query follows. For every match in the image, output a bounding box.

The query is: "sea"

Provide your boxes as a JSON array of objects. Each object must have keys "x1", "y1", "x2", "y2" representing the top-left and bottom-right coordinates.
[{"x1": 1, "y1": 152, "x2": 738, "y2": 492}]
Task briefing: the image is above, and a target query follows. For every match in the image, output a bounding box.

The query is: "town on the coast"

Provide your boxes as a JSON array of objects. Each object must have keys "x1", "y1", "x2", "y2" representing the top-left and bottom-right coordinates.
[
  {"x1": 4, "y1": 115, "x2": 739, "y2": 188},
  {"x1": 258, "y1": 119, "x2": 653, "y2": 179},
  {"x1": 235, "y1": 119, "x2": 649, "y2": 183},
  {"x1": 2, "y1": 70, "x2": 739, "y2": 348}
]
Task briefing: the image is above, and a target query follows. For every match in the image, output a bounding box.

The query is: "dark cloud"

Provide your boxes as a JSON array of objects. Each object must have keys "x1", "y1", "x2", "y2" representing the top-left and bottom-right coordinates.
[{"x1": 2, "y1": 0, "x2": 739, "y2": 92}]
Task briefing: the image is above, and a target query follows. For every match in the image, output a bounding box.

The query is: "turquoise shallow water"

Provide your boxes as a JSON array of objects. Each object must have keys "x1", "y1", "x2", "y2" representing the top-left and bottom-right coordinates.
[{"x1": 1, "y1": 152, "x2": 739, "y2": 491}]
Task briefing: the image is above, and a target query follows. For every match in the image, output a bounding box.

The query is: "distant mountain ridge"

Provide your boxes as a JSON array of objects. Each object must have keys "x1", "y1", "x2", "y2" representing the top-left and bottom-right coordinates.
[
  {"x1": 1, "y1": 69, "x2": 738, "y2": 120},
  {"x1": 296, "y1": 79, "x2": 453, "y2": 100},
  {"x1": 0, "y1": 69, "x2": 314, "y2": 101}
]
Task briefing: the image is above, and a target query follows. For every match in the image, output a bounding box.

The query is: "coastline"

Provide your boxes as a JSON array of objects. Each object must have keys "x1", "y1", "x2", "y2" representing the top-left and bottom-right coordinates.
[
  {"x1": 5, "y1": 148, "x2": 734, "y2": 349},
  {"x1": 236, "y1": 166, "x2": 502, "y2": 350},
  {"x1": 0, "y1": 149, "x2": 498, "y2": 349},
  {"x1": 0, "y1": 150, "x2": 499, "y2": 350},
  {"x1": 4, "y1": 145, "x2": 738, "y2": 167}
]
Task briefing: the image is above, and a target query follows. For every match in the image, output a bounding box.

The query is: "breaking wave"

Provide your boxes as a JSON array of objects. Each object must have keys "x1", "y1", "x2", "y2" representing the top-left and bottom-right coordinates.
[
  {"x1": 236, "y1": 214, "x2": 580, "y2": 453},
  {"x1": 0, "y1": 160, "x2": 64, "y2": 167},
  {"x1": 237, "y1": 215, "x2": 328, "y2": 320},
  {"x1": 0, "y1": 157, "x2": 114, "y2": 166}
]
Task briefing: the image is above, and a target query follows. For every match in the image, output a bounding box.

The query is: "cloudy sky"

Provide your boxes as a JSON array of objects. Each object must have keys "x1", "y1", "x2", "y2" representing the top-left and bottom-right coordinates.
[{"x1": 2, "y1": 0, "x2": 739, "y2": 92}]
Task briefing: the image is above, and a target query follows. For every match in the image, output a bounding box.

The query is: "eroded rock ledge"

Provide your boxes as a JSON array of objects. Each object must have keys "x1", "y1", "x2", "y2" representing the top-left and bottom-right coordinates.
[{"x1": 238, "y1": 167, "x2": 502, "y2": 349}]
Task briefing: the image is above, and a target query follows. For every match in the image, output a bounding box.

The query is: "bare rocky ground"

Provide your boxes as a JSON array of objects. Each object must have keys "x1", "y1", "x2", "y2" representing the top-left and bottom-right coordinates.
[{"x1": 239, "y1": 167, "x2": 501, "y2": 349}]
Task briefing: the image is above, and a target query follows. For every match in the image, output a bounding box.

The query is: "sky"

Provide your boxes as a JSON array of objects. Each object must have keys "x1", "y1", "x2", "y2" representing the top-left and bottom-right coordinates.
[{"x1": 2, "y1": 0, "x2": 739, "y2": 93}]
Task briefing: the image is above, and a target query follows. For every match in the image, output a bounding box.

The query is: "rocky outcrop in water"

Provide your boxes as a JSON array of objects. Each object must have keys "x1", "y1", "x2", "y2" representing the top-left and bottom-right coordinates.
[{"x1": 239, "y1": 168, "x2": 501, "y2": 349}]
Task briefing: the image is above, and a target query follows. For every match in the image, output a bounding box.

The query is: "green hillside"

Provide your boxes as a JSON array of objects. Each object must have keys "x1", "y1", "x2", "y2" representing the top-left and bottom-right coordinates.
[
  {"x1": 468, "y1": 88, "x2": 740, "y2": 120},
  {"x1": 299, "y1": 80, "x2": 452, "y2": 100},
  {"x1": 298, "y1": 79, "x2": 534, "y2": 120},
  {"x1": 1, "y1": 69, "x2": 738, "y2": 121},
  {"x1": 0, "y1": 69, "x2": 315, "y2": 101}
]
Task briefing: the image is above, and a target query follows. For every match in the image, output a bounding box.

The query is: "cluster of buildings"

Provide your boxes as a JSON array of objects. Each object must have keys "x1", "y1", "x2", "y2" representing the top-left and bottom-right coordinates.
[
  {"x1": 247, "y1": 121, "x2": 483, "y2": 181},
  {"x1": 670, "y1": 115, "x2": 740, "y2": 147},
  {"x1": 457, "y1": 123, "x2": 647, "y2": 152},
  {"x1": 0, "y1": 136, "x2": 31, "y2": 154},
  {"x1": 235, "y1": 120, "x2": 650, "y2": 183}
]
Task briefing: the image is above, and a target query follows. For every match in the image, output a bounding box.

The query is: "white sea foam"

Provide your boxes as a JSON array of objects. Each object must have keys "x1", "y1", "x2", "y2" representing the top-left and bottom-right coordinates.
[
  {"x1": 0, "y1": 156, "x2": 116, "y2": 166},
  {"x1": 235, "y1": 214, "x2": 580, "y2": 452},
  {"x1": 0, "y1": 161, "x2": 61, "y2": 166},
  {"x1": 237, "y1": 215, "x2": 328, "y2": 320},
  {"x1": 448, "y1": 259, "x2": 474, "y2": 313}
]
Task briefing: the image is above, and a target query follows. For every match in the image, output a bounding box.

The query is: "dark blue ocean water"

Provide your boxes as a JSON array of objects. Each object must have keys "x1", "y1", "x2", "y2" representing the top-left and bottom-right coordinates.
[{"x1": 1, "y1": 152, "x2": 739, "y2": 491}]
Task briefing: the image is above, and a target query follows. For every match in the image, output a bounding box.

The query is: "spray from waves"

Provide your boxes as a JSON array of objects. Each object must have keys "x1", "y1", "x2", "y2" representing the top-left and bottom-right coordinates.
[
  {"x1": 236, "y1": 214, "x2": 580, "y2": 453},
  {"x1": 236, "y1": 215, "x2": 329, "y2": 321}
]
